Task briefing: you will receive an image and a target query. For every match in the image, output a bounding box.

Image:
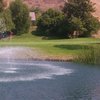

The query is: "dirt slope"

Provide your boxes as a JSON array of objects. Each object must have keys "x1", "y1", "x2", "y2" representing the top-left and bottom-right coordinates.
[
  {"x1": 23, "y1": 0, "x2": 65, "y2": 10},
  {"x1": 23, "y1": 0, "x2": 100, "y2": 19},
  {"x1": 92, "y1": 0, "x2": 100, "y2": 20}
]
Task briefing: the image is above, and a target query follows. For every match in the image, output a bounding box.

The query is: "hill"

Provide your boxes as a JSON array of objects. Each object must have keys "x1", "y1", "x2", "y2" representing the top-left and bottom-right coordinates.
[
  {"x1": 23, "y1": 0, "x2": 100, "y2": 18},
  {"x1": 23, "y1": 0, "x2": 65, "y2": 10},
  {"x1": 92, "y1": 0, "x2": 100, "y2": 20},
  {"x1": 7, "y1": 0, "x2": 100, "y2": 19}
]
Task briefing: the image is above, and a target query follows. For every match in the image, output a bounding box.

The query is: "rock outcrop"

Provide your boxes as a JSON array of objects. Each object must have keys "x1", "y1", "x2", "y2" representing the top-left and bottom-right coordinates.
[
  {"x1": 92, "y1": 0, "x2": 100, "y2": 20},
  {"x1": 6, "y1": 0, "x2": 100, "y2": 18},
  {"x1": 23, "y1": 0, "x2": 65, "y2": 10},
  {"x1": 23, "y1": 0, "x2": 100, "y2": 18}
]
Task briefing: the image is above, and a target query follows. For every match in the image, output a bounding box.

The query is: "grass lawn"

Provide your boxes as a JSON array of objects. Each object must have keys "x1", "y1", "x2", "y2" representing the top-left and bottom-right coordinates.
[{"x1": 0, "y1": 32, "x2": 100, "y2": 59}]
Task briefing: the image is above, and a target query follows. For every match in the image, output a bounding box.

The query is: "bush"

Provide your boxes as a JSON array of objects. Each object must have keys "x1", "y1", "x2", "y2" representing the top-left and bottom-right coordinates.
[
  {"x1": 37, "y1": 9, "x2": 69, "y2": 38},
  {"x1": 83, "y1": 16, "x2": 100, "y2": 37},
  {"x1": 0, "y1": 10, "x2": 15, "y2": 32},
  {"x1": 10, "y1": 0, "x2": 30, "y2": 35}
]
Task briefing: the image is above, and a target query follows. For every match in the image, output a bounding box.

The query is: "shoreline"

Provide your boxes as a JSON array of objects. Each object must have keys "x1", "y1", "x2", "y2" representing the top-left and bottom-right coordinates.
[
  {"x1": 0, "y1": 46, "x2": 74, "y2": 62},
  {"x1": 0, "y1": 56, "x2": 74, "y2": 62}
]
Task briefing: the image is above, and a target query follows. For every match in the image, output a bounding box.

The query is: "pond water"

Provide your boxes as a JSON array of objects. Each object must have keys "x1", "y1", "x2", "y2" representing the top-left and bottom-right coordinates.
[{"x1": 0, "y1": 60, "x2": 100, "y2": 100}]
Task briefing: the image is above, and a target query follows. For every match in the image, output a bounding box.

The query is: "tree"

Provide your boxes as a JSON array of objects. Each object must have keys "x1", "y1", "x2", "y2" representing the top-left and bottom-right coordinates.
[
  {"x1": 68, "y1": 16, "x2": 86, "y2": 38},
  {"x1": 0, "y1": 0, "x2": 14, "y2": 33},
  {"x1": 63, "y1": 0, "x2": 95, "y2": 19},
  {"x1": 0, "y1": 0, "x2": 3, "y2": 12},
  {"x1": 10, "y1": 0, "x2": 30, "y2": 35},
  {"x1": 63, "y1": 0, "x2": 100, "y2": 37},
  {"x1": 0, "y1": 11, "x2": 15, "y2": 33},
  {"x1": 3, "y1": 9, "x2": 15, "y2": 32},
  {"x1": 83, "y1": 16, "x2": 100, "y2": 36},
  {"x1": 0, "y1": 0, "x2": 5, "y2": 32},
  {"x1": 37, "y1": 9, "x2": 68, "y2": 37},
  {"x1": 0, "y1": 14, "x2": 6, "y2": 33},
  {"x1": 30, "y1": 7, "x2": 41, "y2": 14}
]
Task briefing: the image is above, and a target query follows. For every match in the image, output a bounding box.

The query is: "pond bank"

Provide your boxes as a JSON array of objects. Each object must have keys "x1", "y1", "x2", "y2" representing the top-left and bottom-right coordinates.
[
  {"x1": 27, "y1": 55, "x2": 74, "y2": 62},
  {"x1": 0, "y1": 46, "x2": 74, "y2": 62}
]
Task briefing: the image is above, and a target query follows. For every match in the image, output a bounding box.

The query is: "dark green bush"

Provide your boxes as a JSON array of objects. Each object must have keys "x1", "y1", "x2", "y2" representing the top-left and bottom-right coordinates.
[{"x1": 37, "y1": 9, "x2": 69, "y2": 38}]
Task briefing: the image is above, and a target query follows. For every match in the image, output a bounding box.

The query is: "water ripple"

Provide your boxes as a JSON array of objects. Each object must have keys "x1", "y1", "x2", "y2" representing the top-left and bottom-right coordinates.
[{"x1": 0, "y1": 61, "x2": 74, "y2": 82}]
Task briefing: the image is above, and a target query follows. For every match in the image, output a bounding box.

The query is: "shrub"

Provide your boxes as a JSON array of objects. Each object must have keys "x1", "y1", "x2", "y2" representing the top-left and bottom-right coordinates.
[
  {"x1": 37, "y1": 9, "x2": 68, "y2": 38},
  {"x1": 10, "y1": 0, "x2": 30, "y2": 35}
]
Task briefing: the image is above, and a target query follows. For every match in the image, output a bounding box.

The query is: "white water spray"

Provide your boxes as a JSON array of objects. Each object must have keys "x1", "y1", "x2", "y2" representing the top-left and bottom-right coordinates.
[{"x1": 0, "y1": 47, "x2": 74, "y2": 82}]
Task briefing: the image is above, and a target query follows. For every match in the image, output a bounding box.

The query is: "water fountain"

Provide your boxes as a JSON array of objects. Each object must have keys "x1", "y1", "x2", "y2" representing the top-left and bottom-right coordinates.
[
  {"x1": 0, "y1": 46, "x2": 100, "y2": 100},
  {"x1": 0, "y1": 46, "x2": 73, "y2": 82}
]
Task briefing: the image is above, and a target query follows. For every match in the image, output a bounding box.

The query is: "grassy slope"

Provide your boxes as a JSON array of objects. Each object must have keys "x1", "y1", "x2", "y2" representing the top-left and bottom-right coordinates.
[{"x1": 0, "y1": 32, "x2": 100, "y2": 58}]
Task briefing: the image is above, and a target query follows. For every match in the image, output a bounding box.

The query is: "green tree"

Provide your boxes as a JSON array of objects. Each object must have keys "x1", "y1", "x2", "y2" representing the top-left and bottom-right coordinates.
[
  {"x1": 0, "y1": 10, "x2": 15, "y2": 33},
  {"x1": 30, "y1": 7, "x2": 42, "y2": 15},
  {"x1": 37, "y1": 9, "x2": 68, "y2": 37},
  {"x1": 0, "y1": 0, "x2": 5, "y2": 32},
  {"x1": 0, "y1": 13, "x2": 6, "y2": 32},
  {"x1": 0, "y1": 0, "x2": 14, "y2": 33},
  {"x1": 63, "y1": 0, "x2": 100, "y2": 37},
  {"x1": 68, "y1": 16, "x2": 86, "y2": 38},
  {"x1": 63, "y1": 0, "x2": 95, "y2": 19},
  {"x1": 0, "y1": 0, "x2": 3, "y2": 12},
  {"x1": 83, "y1": 16, "x2": 100, "y2": 36},
  {"x1": 3, "y1": 9, "x2": 15, "y2": 32},
  {"x1": 10, "y1": 0, "x2": 30, "y2": 35}
]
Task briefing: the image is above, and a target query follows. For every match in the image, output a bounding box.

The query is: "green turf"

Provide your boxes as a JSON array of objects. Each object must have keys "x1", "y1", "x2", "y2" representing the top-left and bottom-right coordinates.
[{"x1": 0, "y1": 32, "x2": 100, "y2": 57}]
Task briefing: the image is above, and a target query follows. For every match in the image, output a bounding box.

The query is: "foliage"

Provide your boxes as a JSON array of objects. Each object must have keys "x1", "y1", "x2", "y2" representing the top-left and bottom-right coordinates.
[
  {"x1": 0, "y1": 0, "x2": 5, "y2": 32},
  {"x1": 30, "y1": 7, "x2": 42, "y2": 15},
  {"x1": 3, "y1": 9, "x2": 15, "y2": 32},
  {"x1": 63, "y1": 0, "x2": 100, "y2": 37},
  {"x1": 67, "y1": 16, "x2": 86, "y2": 38},
  {"x1": 0, "y1": 0, "x2": 3, "y2": 12},
  {"x1": 37, "y1": 9, "x2": 68, "y2": 37},
  {"x1": 36, "y1": 0, "x2": 100, "y2": 38},
  {"x1": 10, "y1": 0, "x2": 30, "y2": 35},
  {"x1": 76, "y1": 45, "x2": 100, "y2": 65},
  {"x1": 63, "y1": 0, "x2": 95, "y2": 19},
  {"x1": 0, "y1": 0, "x2": 14, "y2": 33},
  {"x1": 83, "y1": 16, "x2": 100, "y2": 36},
  {"x1": 0, "y1": 13, "x2": 6, "y2": 32}
]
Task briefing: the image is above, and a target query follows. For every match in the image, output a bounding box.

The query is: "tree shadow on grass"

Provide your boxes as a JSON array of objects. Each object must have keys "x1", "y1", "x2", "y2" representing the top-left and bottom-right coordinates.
[
  {"x1": 54, "y1": 44, "x2": 89, "y2": 50},
  {"x1": 31, "y1": 30, "x2": 41, "y2": 36}
]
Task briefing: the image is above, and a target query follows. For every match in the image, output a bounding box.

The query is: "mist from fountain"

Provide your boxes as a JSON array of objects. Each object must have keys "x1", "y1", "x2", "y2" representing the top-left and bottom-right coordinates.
[{"x1": 0, "y1": 46, "x2": 74, "y2": 82}]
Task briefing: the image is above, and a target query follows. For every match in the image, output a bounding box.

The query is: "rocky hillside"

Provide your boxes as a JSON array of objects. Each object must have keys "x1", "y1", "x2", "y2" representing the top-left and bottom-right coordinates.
[
  {"x1": 23, "y1": 0, "x2": 100, "y2": 18},
  {"x1": 23, "y1": 0, "x2": 65, "y2": 10},
  {"x1": 8, "y1": 0, "x2": 100, "y2": 18},
  {"x1": 92, "y1": 0, "x2": 100, "y2": 20}
]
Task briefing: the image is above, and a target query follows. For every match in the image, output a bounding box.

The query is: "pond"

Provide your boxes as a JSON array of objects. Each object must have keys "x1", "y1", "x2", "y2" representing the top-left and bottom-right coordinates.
[{"x1": 0, "y1": 60, "x2": 100, "y2": 100}]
